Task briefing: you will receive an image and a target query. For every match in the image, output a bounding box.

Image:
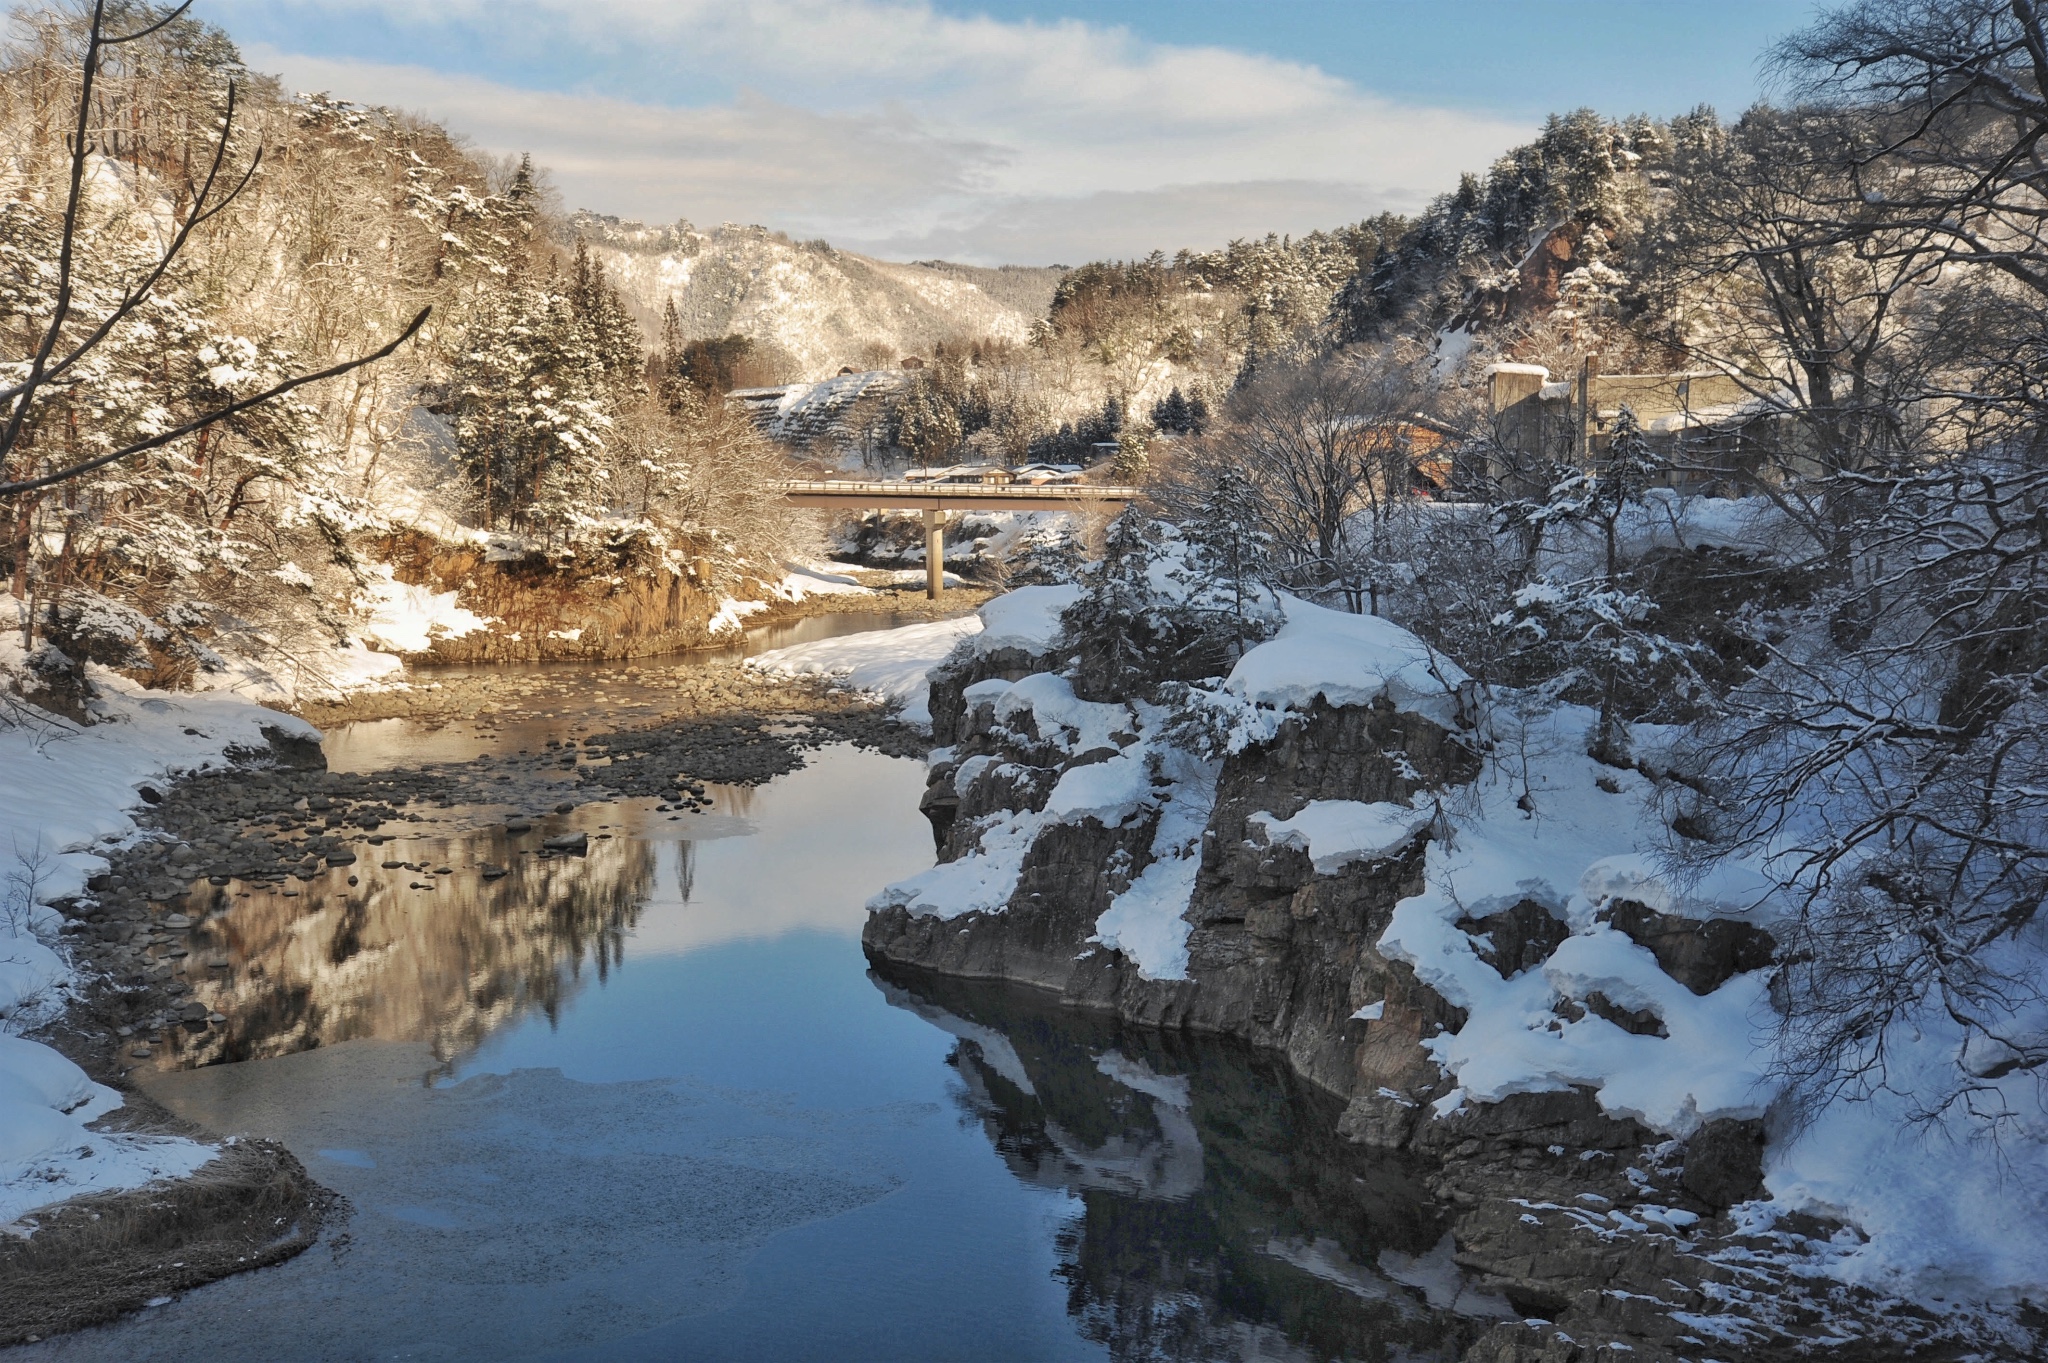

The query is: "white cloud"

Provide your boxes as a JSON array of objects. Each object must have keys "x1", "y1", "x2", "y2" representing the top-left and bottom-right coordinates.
[{"x1": 223, "y1": 0, "x2": 1532, "y2": 263}]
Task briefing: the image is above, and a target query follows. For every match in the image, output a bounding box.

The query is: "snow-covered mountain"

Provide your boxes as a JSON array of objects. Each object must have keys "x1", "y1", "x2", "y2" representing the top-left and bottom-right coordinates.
[{"x1": 570, "y1": 212, "x2": 1063, "y2": 382}]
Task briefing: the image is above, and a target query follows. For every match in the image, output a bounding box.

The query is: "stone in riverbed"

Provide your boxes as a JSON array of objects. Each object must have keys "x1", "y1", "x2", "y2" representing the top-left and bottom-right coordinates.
[{"x1": 541, "y1": 832, "x2": 588, "y2": 855}]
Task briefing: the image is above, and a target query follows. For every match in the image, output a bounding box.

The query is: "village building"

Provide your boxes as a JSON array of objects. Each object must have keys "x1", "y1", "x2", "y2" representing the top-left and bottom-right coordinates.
[{"x1": 1483, "y1": 359, "x2": 1797, "y2": 495}]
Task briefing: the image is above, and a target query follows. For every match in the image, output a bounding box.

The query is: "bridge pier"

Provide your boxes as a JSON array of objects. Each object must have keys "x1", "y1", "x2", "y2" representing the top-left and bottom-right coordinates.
[
  {"x1": 777, "y1": 481, "x2": 1140, "y2": 603},
  {"x1": 924, "y1": 508, "x2": 946, "y2": 599}
]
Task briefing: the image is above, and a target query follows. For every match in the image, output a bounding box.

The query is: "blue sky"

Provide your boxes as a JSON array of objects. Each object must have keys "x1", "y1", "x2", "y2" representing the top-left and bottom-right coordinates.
[
  {"x1": 205, "y1": 0, "x2": 1821, "y2": 264},
  {"x1": 930, "y1": 1, "x2": 1813, "y2": 122}
]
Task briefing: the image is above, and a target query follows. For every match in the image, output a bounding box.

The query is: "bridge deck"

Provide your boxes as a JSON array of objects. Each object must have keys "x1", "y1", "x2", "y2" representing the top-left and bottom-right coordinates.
[
  {"x1": 780, "y1": 479, "x2": 1141, "y2": 598},
  {"x1": 781, "y1": 479, "x2": 1141, "y2": 512}
]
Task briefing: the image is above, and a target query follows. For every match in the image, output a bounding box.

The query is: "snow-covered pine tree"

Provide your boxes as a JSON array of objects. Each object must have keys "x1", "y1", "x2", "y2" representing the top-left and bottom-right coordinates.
[
  {"x1": 1495, "y1": 405, "x2": 1699, "y2": 763},
  {"x1": 571, "y1": 241, "x2": 645, "y2": 389},
  {"x1": 1112, "y1": 428, "x2": 1150, "y2": 482},
  {"x1": 1179, "y1": 467, "x2": 1277, "y2": 658},
  {"x1": 451, "y1": 279, "x2": 613, "y2": 536},
  {"x1": 895, "y1": 373, "x2": 962, "y2": 467},
  {"x1": 1060, "y1": 506, "x2": 1233, "y2": 699}
]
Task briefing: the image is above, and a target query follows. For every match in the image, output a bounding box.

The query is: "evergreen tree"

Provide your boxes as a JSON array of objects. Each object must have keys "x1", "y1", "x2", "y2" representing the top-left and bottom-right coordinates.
[
  {"x1": 451, "y1": 280, "x2": 613, "y2": 536},
  {"x1": 652, "y1": 298, "x2": 704, "y2": 422},
  {"x1": 569, "y1": 242, "x2": 644, "y2": 387},
  {"x1": 1180, "y1": 467, "x2": 1277, "y2": 657},
  {"x1": 1496, "y1": 406, "x2": 1696, "y2": 763},
  {"x1": 895, "y1": 373, "x2": 962, "y2": 465},
  {"x1": 1150, "y1": 387, "x2": 1190, "y2": 434},
  {"x1": 1112, "y1": 428, "x2": 1150, "y2": 482},
  {"x1": 1060, "y1": 506, "x2": 1169, "y2": 699}
]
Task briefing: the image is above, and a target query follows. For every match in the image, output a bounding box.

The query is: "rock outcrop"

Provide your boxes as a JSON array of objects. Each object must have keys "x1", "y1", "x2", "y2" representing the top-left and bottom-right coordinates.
[{"x1": 861, "y1": 586, "x2": 2000, "y2": 1360}]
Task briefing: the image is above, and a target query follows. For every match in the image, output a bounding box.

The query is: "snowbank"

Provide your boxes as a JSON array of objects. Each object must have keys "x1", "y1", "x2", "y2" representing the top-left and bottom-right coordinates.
[
  {"x1": 0, "y1": 1035, "x2": 213, "y2": 1226},
  {"x1": 869, "y1": 807, "x2": 1046, "y2": 920},
  {"x1": 968, "y1": 583, "x2": 1081, "y2": 655},
  {"x1": 772, "y1": 562, "x2": 874, "y2": 602},
  {"x1": 1374, "y1": 703, "x2": 1771, "y2": 1135},
  {"x1": 0, "y1": 667, "x2": 321, "y2": 954},
  {"x1": 1251, "y1": 800, "x2": 1432, "y2": 875},
  {"x1": 706, "y1": 596, "x2": 769, "y2": 636},
  {"x1": 1227, "y1": 595, "x2": 1468, "y2": 724},
  {"x1": 0, "y1": 648, "x2": 298, "y2": 1222},
  {"x1": 746, "y1": 615, "x2": 984, "y2": 728},
  {"x1": 1765, "y1": 998, "x2": 2048, "y2": 1297},
  {"x1": 355, "y1": 563, "x2": 492, "y2": 654}
]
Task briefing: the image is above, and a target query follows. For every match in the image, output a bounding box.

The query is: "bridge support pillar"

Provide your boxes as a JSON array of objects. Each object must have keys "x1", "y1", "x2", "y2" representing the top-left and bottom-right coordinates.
[{"x1": 924, "y1": 508, "x2": 947, "y2": 599}]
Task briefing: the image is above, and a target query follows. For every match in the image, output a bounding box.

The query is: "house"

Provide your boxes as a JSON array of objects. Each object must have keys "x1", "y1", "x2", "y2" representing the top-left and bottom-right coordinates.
[
  {"x1": 1484, "y1": 360, "x2": 1796, "y2": 494},
  {"x1": 1009, "y1": 463, "x2": 1082, "y2": 485},
  {"x1": 902, "y1": 464, "x2": 1015, "y2": 485}
]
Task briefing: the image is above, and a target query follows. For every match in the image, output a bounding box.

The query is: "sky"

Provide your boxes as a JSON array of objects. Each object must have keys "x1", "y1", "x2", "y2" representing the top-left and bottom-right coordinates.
[{"x1": 204, "y1": 0, "x2": 1825, "y2": 267}]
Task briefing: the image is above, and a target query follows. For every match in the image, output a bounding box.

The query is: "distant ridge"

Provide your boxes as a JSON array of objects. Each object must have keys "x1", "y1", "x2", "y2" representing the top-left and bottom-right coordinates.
[{"x1": 567, "y1": 211, "x2": 1063, "y2": 383}]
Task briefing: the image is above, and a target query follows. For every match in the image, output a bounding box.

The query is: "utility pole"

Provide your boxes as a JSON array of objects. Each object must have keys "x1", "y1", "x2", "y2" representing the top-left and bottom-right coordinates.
[{"x1": 1577, "y1": 354, "x2": 1600, "y2": 464}]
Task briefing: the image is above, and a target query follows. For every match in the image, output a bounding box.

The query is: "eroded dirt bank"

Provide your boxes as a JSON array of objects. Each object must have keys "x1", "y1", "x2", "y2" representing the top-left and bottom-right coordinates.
[{"x1": 372, "y1": 527, "x2": 991, "y2": 665}]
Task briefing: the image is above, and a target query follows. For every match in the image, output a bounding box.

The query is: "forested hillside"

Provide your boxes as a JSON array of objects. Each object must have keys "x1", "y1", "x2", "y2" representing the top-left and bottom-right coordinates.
[{"x1": 574, "y1": 212, "x2": 1061, "y2": 383}]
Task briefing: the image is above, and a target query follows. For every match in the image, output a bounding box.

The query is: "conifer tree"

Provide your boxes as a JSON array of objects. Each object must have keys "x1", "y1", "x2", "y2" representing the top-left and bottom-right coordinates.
[
  {"x1": 1496, "y1": 405, "x2": 1696, "y2": 763},
  {"x1": 1061, "y1": 505, "x2": 1168, "y2": 699},
  {"x1": 1112, "y1": 428, "x2": 1150, "y2": 482},
  {"x1": 1150, "y1": 386, "x2": 1190, "y2": 434},
  {"x1": 1180, "y1": 467, "x2": 1276, "y2": 657}
]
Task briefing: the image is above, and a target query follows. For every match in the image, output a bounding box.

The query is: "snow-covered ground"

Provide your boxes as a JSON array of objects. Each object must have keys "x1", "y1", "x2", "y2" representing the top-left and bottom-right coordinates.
[
  {"x1": 858, "y1": 578, "x2": 2048, "y2": 1310},
  {"x1": 0, "y1": 633, "x2": 304, "y2": 1222},
  {"x1": 745, "y1": 615, "x2": 984, "y2": 727}
]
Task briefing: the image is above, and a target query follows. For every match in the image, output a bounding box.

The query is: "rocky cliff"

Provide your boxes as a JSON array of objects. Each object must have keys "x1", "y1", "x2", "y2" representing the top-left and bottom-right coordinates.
[{"x1": 863, "y1": 584, "x2": 1998, "y2": 1361}]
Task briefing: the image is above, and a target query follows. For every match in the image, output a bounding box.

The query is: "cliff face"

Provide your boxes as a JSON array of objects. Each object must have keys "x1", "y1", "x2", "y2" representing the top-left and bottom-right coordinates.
[
  {"x1": 864, "y1": 587, "x2": 1490, "y2": 1120},
  {"x1": 869, "y1": 687, "x2": 1476, "y2": 1138},
  {"x1": 857, "y1": 588, "x2": 1972, "y2": 1361}
]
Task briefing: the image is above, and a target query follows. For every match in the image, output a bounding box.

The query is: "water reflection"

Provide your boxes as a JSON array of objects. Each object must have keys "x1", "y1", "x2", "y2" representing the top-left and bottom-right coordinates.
[
  {"x1": 876, "y1": 967, "x2": 1508, "y2": 1363},
  {"x1": 155, "y1": 806, "x2": 688, "y2": 1069}
]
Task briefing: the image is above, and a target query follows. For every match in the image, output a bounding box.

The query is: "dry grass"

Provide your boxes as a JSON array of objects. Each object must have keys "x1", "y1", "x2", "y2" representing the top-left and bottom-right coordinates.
[{"x1": 0, "y1": 1138, "x2": 337, "y2": 1345}]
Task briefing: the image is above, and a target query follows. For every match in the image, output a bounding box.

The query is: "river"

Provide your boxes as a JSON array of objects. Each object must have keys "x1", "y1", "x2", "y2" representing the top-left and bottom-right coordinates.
[{"x1": 22, "y1": 617, "x2": 1491, "y2": 1362}]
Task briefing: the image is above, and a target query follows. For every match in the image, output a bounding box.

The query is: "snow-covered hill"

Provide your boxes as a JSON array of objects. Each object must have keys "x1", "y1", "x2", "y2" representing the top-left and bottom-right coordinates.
[{"x1": 571, "y1": 212, "x2": 1062, "y2": 382}]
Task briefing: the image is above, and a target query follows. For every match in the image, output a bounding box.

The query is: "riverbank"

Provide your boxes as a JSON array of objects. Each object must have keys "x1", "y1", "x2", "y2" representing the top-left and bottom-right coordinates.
[
  {"x1": 1, "y1": 618, "x2": 947, "y2": 1345},
  {"x1": 362, "y1": 525, "x2": 994, "y2": 668}
]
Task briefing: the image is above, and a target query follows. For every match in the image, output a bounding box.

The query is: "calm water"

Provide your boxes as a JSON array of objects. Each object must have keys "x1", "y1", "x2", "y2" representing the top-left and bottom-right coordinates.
[{"x1": 27, "y1": 632, "x2": 1492, "y2": 1362}]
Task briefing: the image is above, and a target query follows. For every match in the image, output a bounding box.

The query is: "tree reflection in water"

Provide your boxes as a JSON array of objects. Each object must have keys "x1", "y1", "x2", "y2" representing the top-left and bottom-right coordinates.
[
  {"x1": 157, "y1": 820, "x2": 658, "y2": 1070},
  {"x1": 875, "y1": 966, "x2": 1507, "y2": 1363}
]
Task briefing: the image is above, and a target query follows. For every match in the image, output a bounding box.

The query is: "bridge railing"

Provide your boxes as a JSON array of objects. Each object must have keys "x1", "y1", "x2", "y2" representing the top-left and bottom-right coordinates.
[{"x1": 780, "y1": 479, "x2": 1143, "y2": 501}]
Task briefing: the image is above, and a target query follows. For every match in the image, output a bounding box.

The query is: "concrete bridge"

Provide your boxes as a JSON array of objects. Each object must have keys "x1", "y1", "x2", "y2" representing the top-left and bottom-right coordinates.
[{"x1": 781, "y1": 479, "x2": 1142, "y2": 597}]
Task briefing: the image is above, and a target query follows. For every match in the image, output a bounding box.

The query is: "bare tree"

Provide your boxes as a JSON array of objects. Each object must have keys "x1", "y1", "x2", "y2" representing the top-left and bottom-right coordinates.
[
  {"x1": 1663, "y1": 0, "x2": 2048, "y2": 1126},
  {"x1": 0, "y1": 1, "x2": 425, "y2": 504},
  {"x1": 1189, "y1": 343, "x2": 1435, "y2": 612}
]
